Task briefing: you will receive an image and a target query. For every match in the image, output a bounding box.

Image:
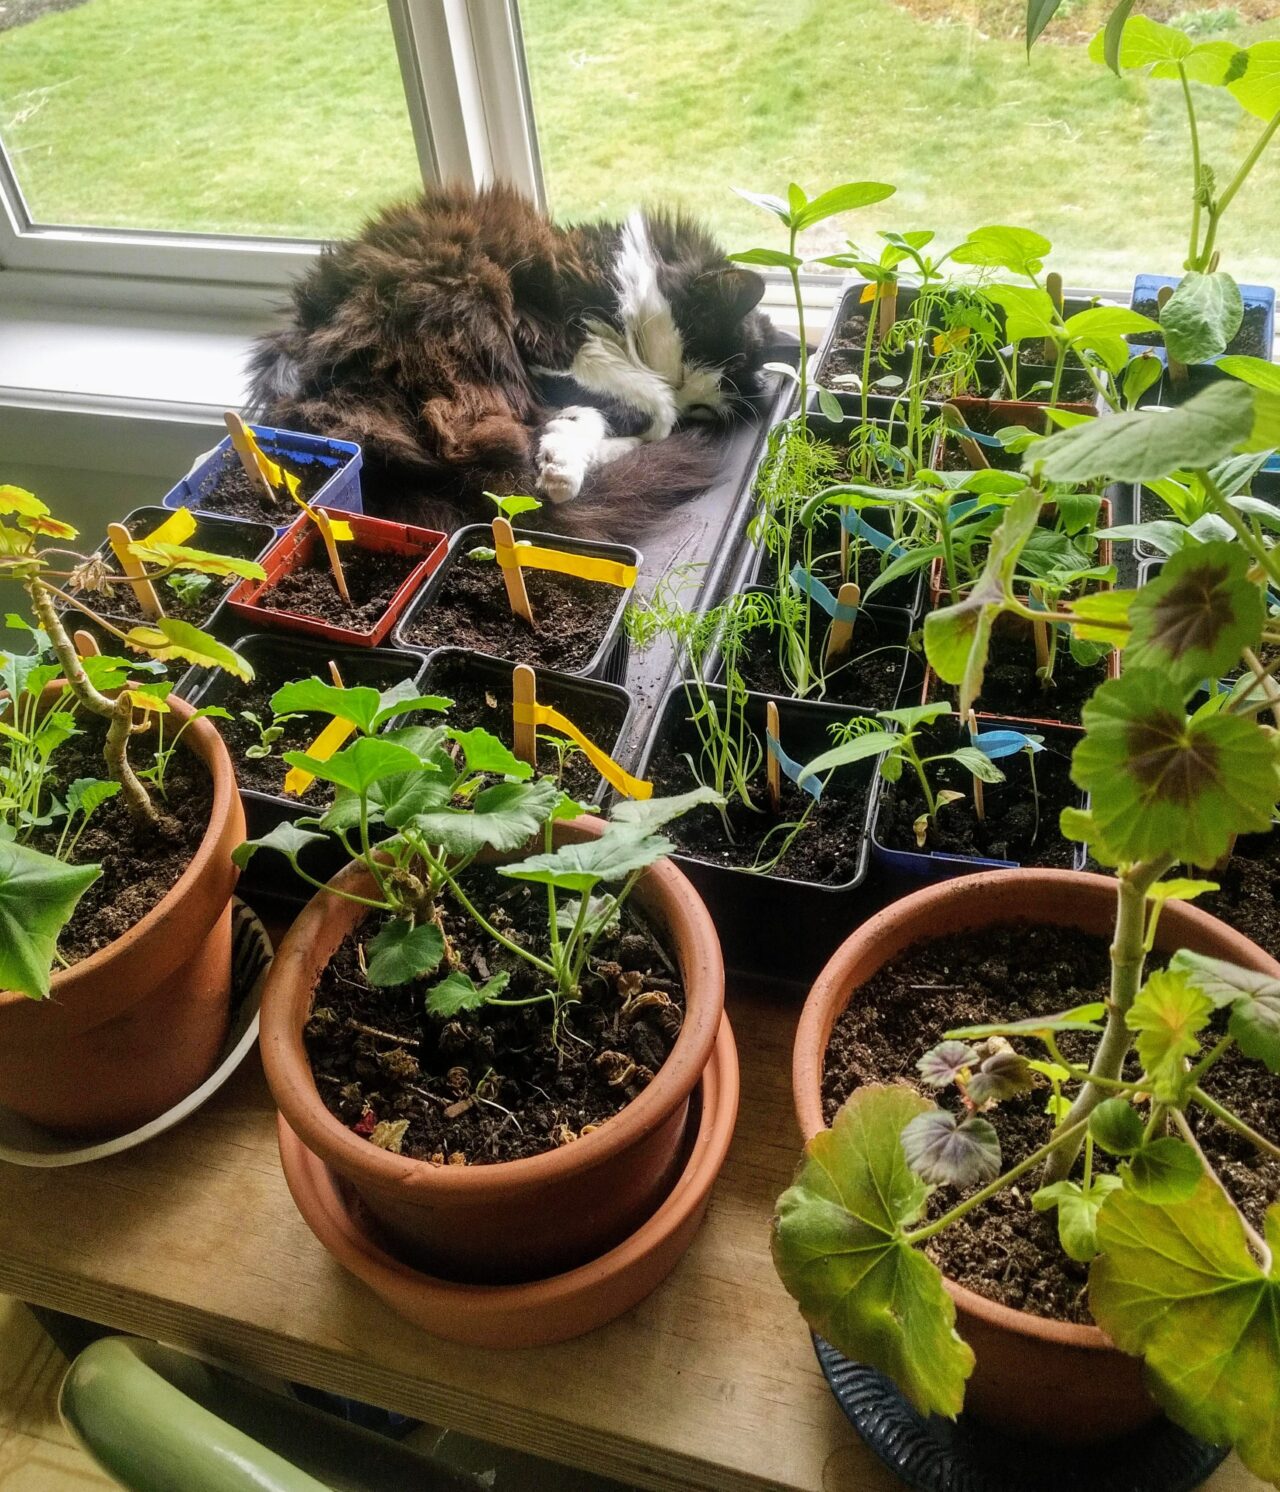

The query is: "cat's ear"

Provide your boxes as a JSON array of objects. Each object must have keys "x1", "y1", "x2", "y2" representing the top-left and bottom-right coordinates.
[{"x1": 708, "y1": 266, "x2": 766, "y2": 320}]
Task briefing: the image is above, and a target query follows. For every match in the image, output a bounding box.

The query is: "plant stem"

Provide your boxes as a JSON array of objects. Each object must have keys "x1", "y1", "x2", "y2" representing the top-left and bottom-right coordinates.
[
  {"x1": 28, "y1": 580, "x2": 114, "y2": 718},
  {"x1": 440, "y1": 872, "x2": 557, "y2": 979},
  {"x1": 1200, "y1": 106, "x2": 1280, "y2": 268},
  {"x1": 1042, "y1": 855, "x2": 1174, "y2": 1183},
  {"x1": 905, "y1": 1115, "x2": 1091, "y2": 1245},
  {"x1": 1171, "y1": 1108, "x2": 1271, "y2": 1271},
  {"x1": 1179, "y1": 63, "x2": 1204, "y2": 269},
  {"x1": 104, "y1": 692, "x2": 158, "y2": 823},
  {"x1": 1192, "y1": 1086, "x2": 1280, "y2": 1163},
  {"x1": 1198, "y1": 470, "x2": 1280, "y2": 590}
]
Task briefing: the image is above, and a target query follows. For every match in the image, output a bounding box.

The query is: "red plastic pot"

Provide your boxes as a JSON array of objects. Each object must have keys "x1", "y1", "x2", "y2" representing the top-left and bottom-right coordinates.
[
  {"x1": 226, "y1": 509, "x2": 447, "y2": 648},
  {"x1": 792, "y1": 868, "x2": 1280, "y2": 1443}
]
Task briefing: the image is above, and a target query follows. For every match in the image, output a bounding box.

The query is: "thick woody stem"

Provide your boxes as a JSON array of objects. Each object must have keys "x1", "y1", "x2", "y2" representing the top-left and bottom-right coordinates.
[
  {"x1": 29, "y1": 578, "x2": 114, "y2": 718},
  {"x1": 105, "y1": 693, "x2": 157, "y2": 823}
]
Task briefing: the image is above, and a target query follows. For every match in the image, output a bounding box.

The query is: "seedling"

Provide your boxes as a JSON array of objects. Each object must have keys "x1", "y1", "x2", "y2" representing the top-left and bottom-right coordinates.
[
  {"x1": 166, "y1": 570, "x2": 215, "y2": 609},
  {"x1": 240, "y1": 708, "x2": 300, "y2": 761},
  {"x1": 0, "y1": 485, "x2": 259, "y2": 998},
  {"x1": 774, "y1": 383, "x2": 1280, "y2": 1484}
]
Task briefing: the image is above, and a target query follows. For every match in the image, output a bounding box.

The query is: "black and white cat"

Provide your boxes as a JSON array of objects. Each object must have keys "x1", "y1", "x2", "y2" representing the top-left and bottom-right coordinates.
[{"x1": 248, "y1": 183, "x2": 772, "y2": 536}]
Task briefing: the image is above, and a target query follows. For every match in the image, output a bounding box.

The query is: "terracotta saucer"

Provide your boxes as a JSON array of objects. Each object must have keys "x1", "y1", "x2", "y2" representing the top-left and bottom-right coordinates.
[{"x1": 278, "y1": 1013, "x2": 739, "y2": 1348}]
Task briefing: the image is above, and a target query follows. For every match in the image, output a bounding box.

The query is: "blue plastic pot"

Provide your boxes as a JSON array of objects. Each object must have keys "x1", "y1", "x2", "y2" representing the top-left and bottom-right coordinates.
[
  {"x1": 163, "y1": 424, "x2": 363, "y2": 533},
  {"x1": 1130, "y1": 273, "x2": 1276, "y2": 368}
]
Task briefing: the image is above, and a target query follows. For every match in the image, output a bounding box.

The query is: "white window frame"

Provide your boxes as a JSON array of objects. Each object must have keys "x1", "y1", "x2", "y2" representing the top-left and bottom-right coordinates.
[{"x1": 0, "y1": 0, "x2": 541, "y2": 295}]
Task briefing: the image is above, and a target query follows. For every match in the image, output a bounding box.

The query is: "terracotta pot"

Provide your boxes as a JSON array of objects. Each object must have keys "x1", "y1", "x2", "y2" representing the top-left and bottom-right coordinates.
[
  {"x1": 0, "y1": 693, "x2": 245, "y2": 1137},
  {"x1": 792, "y1": 868, "x2": 1280, "y2": 1444},
  {"x1": 260, "y1": 816, "x2": 726, "y2": 1285}
]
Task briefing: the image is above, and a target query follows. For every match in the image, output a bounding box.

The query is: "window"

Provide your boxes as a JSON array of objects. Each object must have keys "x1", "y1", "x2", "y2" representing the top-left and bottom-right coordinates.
[{"x1": 520, "y1": 0, "x2": 1280, "y2": 289}]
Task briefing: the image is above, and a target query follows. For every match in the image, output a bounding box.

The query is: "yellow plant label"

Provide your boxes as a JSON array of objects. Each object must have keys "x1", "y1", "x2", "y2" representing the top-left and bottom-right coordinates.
[
  {"x1": 860, "y1": 283, "x2": 878, "y2": 304},
  {"x1": 512, "y1": 700, "x2": 651, "y2": 800},
  {"x1": 496, "y1": 542, "x2": 636, "y2": 589},
  {"x1": 144, "y1": 507, "x2": 198, "y2": 547},
  {"x1": 282, "y1": 715, "x2": 357, "y2": 797}
]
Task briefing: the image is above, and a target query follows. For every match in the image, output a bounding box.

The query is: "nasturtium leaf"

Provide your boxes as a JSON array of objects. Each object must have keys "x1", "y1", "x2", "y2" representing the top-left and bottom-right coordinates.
[
  {"x1": 965, "y1": 1048, "x2": 1034, "y2": 1106},
  {"x1": 1127, "y1": 969, "x2": 1212, "y2": 1103},
  {"x1": 609, "y1": 786, "x2": 725, "y2": 833},
  {"x1": 1230, "y1": 40, "x2": 1280, "y2": 121},
  {"x1": 917, "y1": 1040, "x2": 979, "y2": 1089},
  {"x1": 425, "y1": 969, "x2": 510, "y2": 1018},
  {"x1": 406, "y1": 777, "x2": 560, "y2": 857},
  {"x1": 1172, "y1": 39, "x2": 1249, "y2": 87},
  {"x1": 123, "y1": 620, "x2": 254, "y2": 682},
  {"x1": 499, "y1": 828, "x2": 672, "y2": 893},
  {"x1": 1033, "y1": 1175, "x2": 1122, "y2": 1262},
  {"x1": 0, "y1": 840, "x2": 101, "y2": 999},
  {"x1": 1031, "y1": 383, "x2": 1255, "y2": 485},
  {"x1": 1168, "y1": 950, "x2": 1280, "y2": 1073},
  {"x1": 948, "y1": 1003, "x2": 1106, "y2": 1040},
  {"x1": 792, "y1": 181, "x2": 896, "y2": 231},
  {"x1": 1124, "y1": 541, "x2": 1264, "y2": 689},
  {"x1": 282, "y1": 737, "x2": 426, "y2": 797},
  {"x1": 450, "y1": 727, "x2": 533, "y2": 781},
  {"x1": 901, "y1": 1109, "x2": 1001, "y2": 1187},
  {"x1": 950, "y1": 226, "x2": 1050, "y2": 278},
  {"x1": 231, "y1": 819, "x2": 328, "y2": 871},
  {"x1": 1159, "y1": 272, "x2": 1244, "y2": 367},
  {"x1": 1071, "y1": 669, "x2": 1280, "y2": 866},
  {"x1": 1090, "y1": 1098, "x2": 1146, "y2": 1156},
  {"x1": 364, "y1": 918, "x2": 445, "y2": 987},
  {"x1": 1121, "y1": 1137, "x2": 1202, "y2": 1203},
  {"x1": 771, "y1": 1085, "x2": 974, "y2": 1419},
  {"x1": 1218, "y1": 355, "x2": 1280, "y2": 395},
  {"x1": 1090, "y1": 1178, "x2": 1280, "y2": 1484}
]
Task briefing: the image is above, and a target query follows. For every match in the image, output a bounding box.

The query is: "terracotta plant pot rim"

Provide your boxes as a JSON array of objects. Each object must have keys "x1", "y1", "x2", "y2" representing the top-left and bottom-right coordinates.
[
  {"x1": 793, "y1": 866, "x2": 1280, "y2": 1354},
  {"x1": 275, "y1": 1012, "x2": 739, "y2": 1346},
  {"x1": 260, "y1": 818, "x2": 725, "y2": 1198},
  {"x1": 0, "y1": 693, "x2": 237, "y2": 1009}
]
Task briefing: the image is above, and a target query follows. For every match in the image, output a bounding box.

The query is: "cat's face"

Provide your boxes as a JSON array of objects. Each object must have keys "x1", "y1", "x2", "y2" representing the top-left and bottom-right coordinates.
[{"x1": 619, "y1": 211, "x2": 771, "y2": 425}]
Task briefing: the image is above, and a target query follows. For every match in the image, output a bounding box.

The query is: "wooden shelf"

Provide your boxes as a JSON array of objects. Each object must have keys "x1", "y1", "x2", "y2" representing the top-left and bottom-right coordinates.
[{"x1": 0, "y1": 980, "x2": 1266, "y2": 1492}]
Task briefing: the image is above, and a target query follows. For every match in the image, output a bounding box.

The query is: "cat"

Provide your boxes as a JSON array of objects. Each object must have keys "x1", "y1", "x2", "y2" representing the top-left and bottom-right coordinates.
[{"x1": 247, "y1": 182, "x2": 773, "y2": 539}]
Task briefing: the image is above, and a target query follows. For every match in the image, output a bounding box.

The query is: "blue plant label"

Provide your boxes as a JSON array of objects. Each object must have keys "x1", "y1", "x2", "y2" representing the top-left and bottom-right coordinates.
[
  {"x1": 971, "y1": 728, "x2": 1044, "y2": 760},
  {"x1": 838, "y1": 510, "x2": 907, "y2": 560},
  {"x1": 766, "y1": 729, "x2": 824, "y2": 800},
  {"x1": 950, "y1": 422, "x2": 1005, "y2": 449},
  {"x1": 789, "y1": 565, "x2": 860, "y2": 622}
]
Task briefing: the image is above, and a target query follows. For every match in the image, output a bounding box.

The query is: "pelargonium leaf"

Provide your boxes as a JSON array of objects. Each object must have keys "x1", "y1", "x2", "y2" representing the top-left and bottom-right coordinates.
[
  {"x1": 0, "y1": 840, "x2": 101, "y2": 1000},
  {"x1": 1090, "y1": 1178, "x2": 1280, "y2": 1484},
  {"x1": 127, "y1": 539, "x2": 266, "y2": 582},
  {"x1": 364, "y1": 919, "x2": 445, "y2": 988},
  {"x1": 947, "y1": 1003, "x2": 1106, "y2": 1040},
  {"x1": 1033, "y1": 1175, "x2": 1122, "y2": 1262},
  {"x1": 1124, "y1": 542, "x2": 1264, "y2": 689},
  {"x1": 901, "y1": 1109, "x2": 1001, "y2": 1187},
  {"x1": 1168, "y1": 950, "x2": 1280, "y2": 1073},
  {"x1": 771, "y1": 1085, "x2": 974, "y2": 1419},
  {"x1": 1071, "y1": 669, "x2": 1280, "y2": 866},
  {"x1": 609, "y1": 786, "x2": 725, "y2": 833},
  {"x1": 425, "y1": 969, "x2": 510, "y2": 1018},
  {"x1": 123, "y1": 619, "x2": 254, "y2": 681},
  {"x1": 1121, "y1": 1137, "x2": 1203, "y2": 1203},
  {"x1": 499, "y1": 827, "x2": 672, "y2": 894},
  {"x1": 1126, "y1": 969, "x2": 1213, "y2": 1103},
  {"x1": 1089, "y1": 1097, "x2": 1146, "y2": 1156},
  {"x1": 916, "y1": 1040, "x2": 979, "y2": 1089},
  {"x1": 965, "y1": 1048, "x2": 1034, "y2": 1106},
  {"x1": 282, "y1": 737, "x2": 427, "y2": 797},
  {"x1": 270, "y1": 678, "x2": 383, "y2": 734},
  {"x1": 231, "y1": 819, "x2": 328, "y2": 871},
  {"x1": 406, "y1": 777, "x2": 560, "y2": 856},
  {"x1": 450, "y1": 726, "x2": 533, "y2": 781}
]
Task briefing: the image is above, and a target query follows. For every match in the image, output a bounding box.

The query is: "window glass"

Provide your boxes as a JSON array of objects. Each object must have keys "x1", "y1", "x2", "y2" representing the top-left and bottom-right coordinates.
[
  {"x1": 0, "y1": 0, "x2": 421, "y2": 239},
  {"x1": 520, "y1": 0, "x2": 1280, "y2": 290}
]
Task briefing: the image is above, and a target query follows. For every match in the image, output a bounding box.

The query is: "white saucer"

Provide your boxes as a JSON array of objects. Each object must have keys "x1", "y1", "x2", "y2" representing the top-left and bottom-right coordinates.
[{"x1": 0, "y1": 899, "x2": 273, "y2": 1168}]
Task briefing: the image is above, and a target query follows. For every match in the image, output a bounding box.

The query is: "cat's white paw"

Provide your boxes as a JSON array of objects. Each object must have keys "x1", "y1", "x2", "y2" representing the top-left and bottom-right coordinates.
[
  {"x1": 536, "y1": 411, "x2": 599, "y2": 503},
  {"x1": 536, "y1": 448, "x2": 585, "y2": 504}
]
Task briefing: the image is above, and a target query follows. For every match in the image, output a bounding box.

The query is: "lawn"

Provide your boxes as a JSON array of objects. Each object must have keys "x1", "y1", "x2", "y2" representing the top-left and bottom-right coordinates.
[{"x1": 0, "y1": 0, "x2": 1277, "y2": 288}]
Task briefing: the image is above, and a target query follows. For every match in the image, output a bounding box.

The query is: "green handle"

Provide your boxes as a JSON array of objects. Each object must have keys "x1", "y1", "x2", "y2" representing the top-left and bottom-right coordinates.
[{"x1": 59, "y1": 1337, "x2": 334, "y2": 1492}]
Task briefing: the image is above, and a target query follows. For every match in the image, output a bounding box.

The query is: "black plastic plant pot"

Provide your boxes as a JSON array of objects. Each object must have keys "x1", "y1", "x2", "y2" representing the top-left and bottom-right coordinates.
[
  {"x1": 632, "y1": 681, "x2": 886, "y2": 984},
  {"x1": 391, "y1": 523, "x2": 638, "y2": 683},
  {"x1": 417, "y1": 648, "x2": 634, "y2": 808},
  {"x1": 59, "y1": 505, "x2": 276, "y2": 638},
  {"x1": 1134, "y1": 464, "x2": 1280, "y2": 560},
  {"x1": 184, "y1": 632, "x2": 428, "y2": 909},
  {"x1": 869, "y1": 713, "x2": 1087, "y2": 900},
  {"x1": 712, "y1": 585, "x2": 918, "y2": 713}
]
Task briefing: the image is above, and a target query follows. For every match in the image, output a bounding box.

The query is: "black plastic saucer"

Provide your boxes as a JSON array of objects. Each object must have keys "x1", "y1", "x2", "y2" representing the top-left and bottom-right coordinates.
[{"x1": 814, "y1": 1336, "x2": 1228, "y2": 1492}]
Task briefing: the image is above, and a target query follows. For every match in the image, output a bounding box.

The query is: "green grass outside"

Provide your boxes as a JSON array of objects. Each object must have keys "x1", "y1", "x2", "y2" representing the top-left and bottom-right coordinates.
[{"x1": 0, "y1": 0, "x2": 1277, "y2": 288}]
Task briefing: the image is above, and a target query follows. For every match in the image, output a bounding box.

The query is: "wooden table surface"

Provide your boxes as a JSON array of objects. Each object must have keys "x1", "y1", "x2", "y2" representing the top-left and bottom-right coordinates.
[{"x1": 0, "y1": 982, "x2": 1265, "y2": 1492}]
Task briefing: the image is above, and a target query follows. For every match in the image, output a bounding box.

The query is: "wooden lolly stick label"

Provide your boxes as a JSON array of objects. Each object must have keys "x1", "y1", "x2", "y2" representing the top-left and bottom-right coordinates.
[
  {"x1": 824, "y1": 582, "x2": 861, "y2": 667},
  {"x1": 513, "y1": 695, "x2": 653, "y2": 800},
  {"x1": 107, "y1": 522, "x2": 164, "y2": 620},
  {"x1": 493, "y1": 517, "x2": 535, "y2": 625},
  {"x1": 512, "y1": 663, "x2": 538, "y2": 767},
  {"x1": 225, "y1": 412, "x2": 281, "y2": 504},
  {"x1": 765, "y1": 699, "x2": 782, "y2": 814}
]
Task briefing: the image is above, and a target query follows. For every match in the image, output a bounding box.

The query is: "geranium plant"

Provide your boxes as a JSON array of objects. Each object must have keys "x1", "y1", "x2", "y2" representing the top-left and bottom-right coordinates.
[
  {"x1": 0, "y1": 485, "x2": 259, "y2": 998},
  {"x1": 772, "y1": 382, "x2": 1280, "y2": 1484}
]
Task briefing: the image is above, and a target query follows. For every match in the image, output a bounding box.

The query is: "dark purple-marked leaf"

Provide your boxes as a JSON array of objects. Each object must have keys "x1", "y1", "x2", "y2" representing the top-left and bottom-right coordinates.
[
  {"x1": 1072, "y1": 669, "x2": 1280, "y2": 866},
  {"x1": 901, "y1": 1110, "x2": 1001, "y2": 1187},
  {"x1": 1090, "y1": 1179, "x2": 1280, "y2": 1483},
  {"x1": 771, "y1": 1085, "x2": 974, "y2": 1418},
  {"x1": 1121, "y1": 1137, "x2": 1202, "y2": 1203},
  {"x1": 965, "y1": 1048, "x2": 1034, "y2": 1106},
  {"x1": 1124, "y1": 542, "x2": 1264, "y2": 690},
  {"x1": 1126, "y1": 969, "x2": 1213, "y2": 1103},
  {"x1": 917, "y1": 1041, "x2": 980, "y2": 1089}
]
